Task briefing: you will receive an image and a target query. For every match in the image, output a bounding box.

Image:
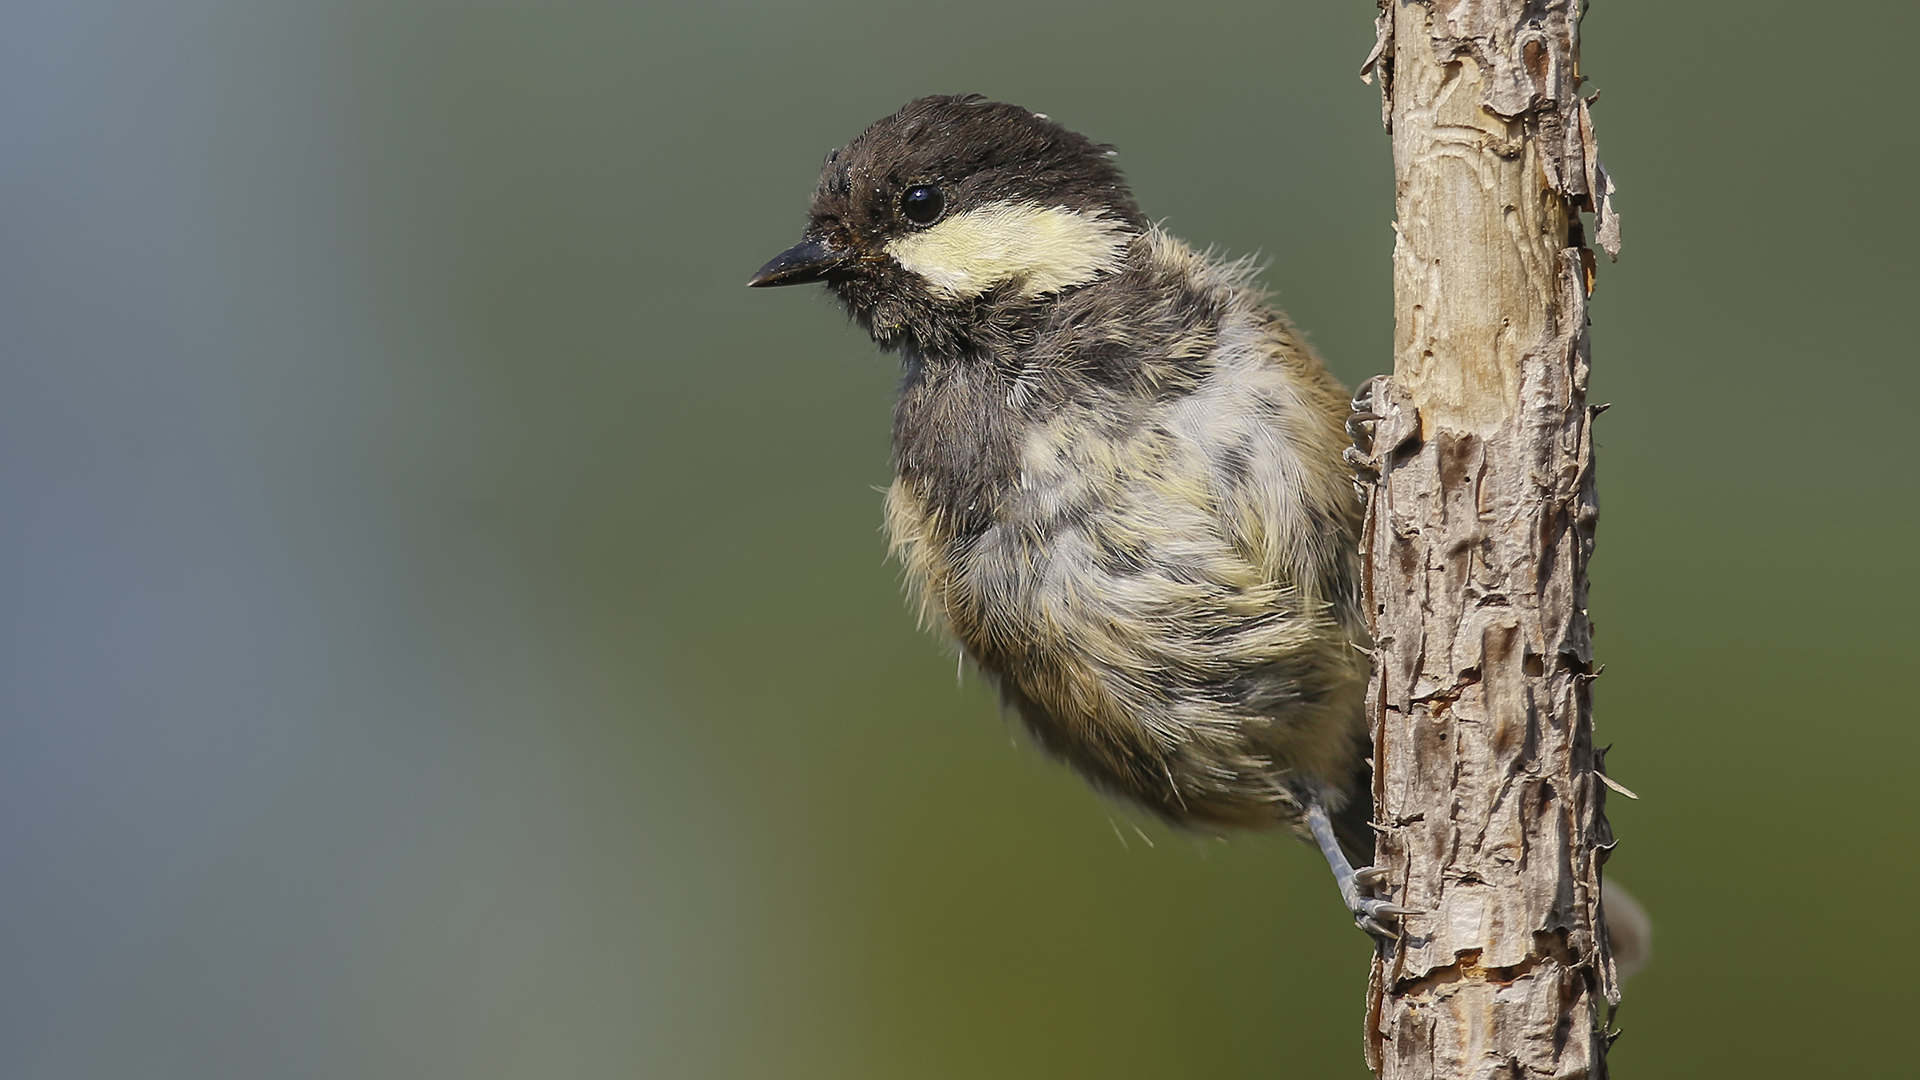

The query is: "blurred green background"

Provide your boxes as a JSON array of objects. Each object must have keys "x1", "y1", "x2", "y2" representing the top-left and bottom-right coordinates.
[{"x1": 3, "y1": 2, "x2": 1912, "y2": 1077}]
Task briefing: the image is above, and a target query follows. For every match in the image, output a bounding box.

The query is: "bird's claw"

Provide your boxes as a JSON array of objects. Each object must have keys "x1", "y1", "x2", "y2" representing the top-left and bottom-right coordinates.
[
  {"x1": 1359, "y1": 916, "x2": 1402, "y2": 940},
  {"x1": 1346, "y1": 374, "x2": 1389, "y2": 480},
  {"x1": 1344, "y1": 865, "x2": 1421, "y2": 942},
  {"x1": 1351, "y1": 372, "x2": 1387, "y2": 410},
  {"x1": 1303, "y1": 800, "x2": 1418, "y2": 945}
]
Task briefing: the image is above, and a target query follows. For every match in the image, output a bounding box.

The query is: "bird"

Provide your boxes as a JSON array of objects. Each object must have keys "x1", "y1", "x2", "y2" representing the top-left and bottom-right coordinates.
[{"x1": 749, "y1": 94, "x2": 1410, "y2": 936}]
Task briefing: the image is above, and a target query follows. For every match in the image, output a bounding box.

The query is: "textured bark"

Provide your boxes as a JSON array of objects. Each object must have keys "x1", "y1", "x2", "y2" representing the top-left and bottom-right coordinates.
[{"x1": 1356, "y1": 3, "x2": 1622, "y2": 1076}]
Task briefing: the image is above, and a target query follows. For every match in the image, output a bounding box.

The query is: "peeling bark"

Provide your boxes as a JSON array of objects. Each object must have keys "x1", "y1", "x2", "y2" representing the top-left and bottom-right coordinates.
[{"x1": 1356, "y1": 3, "x2": 1622, "y2": 1076}]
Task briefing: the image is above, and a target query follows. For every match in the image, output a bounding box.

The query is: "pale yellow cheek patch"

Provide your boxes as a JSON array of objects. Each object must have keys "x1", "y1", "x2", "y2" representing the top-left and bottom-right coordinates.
[{"x1": 885, "y1": 203, "x2": 1129, "y2": 300}]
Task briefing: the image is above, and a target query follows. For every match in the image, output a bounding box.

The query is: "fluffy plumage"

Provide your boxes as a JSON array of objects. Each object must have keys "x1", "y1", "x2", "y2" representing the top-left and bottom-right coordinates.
[{"x1": 754, "y1": 95, "x2": 1374, "y2": 856}]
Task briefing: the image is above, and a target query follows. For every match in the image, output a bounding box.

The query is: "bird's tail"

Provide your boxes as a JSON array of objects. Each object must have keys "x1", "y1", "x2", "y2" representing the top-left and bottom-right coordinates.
[{"x1": 1602, "y1": 878, "x2": 1653, "y2": 981}]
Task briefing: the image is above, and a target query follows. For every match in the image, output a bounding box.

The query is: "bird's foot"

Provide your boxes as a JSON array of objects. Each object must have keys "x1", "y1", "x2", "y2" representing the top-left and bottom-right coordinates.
[
  {"x1": 1345, "y1": 374, "x2": 1389, "y2": 480},
  {"x1": 1343, "y1": 866, "x2": 1420, "y2": 940},
  {"x1": 1304, "y1": 797, "x2": 1420, "y2": 943}
]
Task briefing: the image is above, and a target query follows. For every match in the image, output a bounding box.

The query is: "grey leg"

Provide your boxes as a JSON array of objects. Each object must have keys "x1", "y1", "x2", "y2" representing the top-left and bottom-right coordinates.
[{"x1": 1304, "y1": 797, "x2": 1418, "y2": 940}]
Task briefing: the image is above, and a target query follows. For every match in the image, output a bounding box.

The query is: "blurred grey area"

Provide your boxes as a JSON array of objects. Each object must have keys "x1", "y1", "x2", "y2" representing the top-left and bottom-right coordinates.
[
  {"x1": 2, "y1": 2, "x2": 1915, "y2": 1079},
  {"x1": 0, "y1": 4, "x2": 762, "y2": 1078}
]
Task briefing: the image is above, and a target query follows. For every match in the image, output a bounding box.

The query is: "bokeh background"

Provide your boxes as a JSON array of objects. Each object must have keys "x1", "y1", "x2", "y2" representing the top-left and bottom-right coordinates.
[{"x1": 4, "y1": 2, "x2": 1913, "y2": 1077}]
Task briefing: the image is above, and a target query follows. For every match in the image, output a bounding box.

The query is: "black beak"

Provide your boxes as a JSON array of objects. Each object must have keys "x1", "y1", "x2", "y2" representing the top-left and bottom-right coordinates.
[{"x1": 748, "y1": 237, "x2": 853, "y2": 288}]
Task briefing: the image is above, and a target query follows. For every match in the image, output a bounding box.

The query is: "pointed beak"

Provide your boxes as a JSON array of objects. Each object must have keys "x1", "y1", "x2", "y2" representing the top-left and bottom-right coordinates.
[{"x1": 748, "y1": 237, "x2": 854, "y2": 288}]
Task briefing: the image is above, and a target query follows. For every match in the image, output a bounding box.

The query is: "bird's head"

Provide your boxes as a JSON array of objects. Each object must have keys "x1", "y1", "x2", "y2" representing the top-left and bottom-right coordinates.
[{"x1": 749, "y1": 95, "x2": 1148, "y2": 353}]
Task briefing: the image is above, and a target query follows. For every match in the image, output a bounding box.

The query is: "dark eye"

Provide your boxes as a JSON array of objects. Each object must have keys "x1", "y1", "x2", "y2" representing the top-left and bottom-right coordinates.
[{"x1": 900, "y1": 185, "x2": 945, "y2": 226}]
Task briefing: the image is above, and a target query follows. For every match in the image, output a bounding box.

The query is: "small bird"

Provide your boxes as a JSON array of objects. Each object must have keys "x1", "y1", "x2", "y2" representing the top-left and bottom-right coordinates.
[{"x1": 750, "y1": 95, "x2": 1408, "y2": 935}]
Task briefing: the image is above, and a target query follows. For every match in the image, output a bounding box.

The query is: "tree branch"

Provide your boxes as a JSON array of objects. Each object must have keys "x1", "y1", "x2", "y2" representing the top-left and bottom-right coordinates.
[{"x1": 1357, "y1": 3, "x2": 1623, "y2": 1075}]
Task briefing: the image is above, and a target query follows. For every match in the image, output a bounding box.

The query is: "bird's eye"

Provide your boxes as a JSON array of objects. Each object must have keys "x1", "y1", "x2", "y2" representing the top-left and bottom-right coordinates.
[{"x1": 900, "y1": 185, "x2": 945, "y2": 226}]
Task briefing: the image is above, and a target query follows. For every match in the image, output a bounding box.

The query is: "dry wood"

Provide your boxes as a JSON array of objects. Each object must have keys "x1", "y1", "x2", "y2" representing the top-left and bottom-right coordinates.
[{"x1": 1354, "y1": 3, "x2": 1623, "y2": 1076}]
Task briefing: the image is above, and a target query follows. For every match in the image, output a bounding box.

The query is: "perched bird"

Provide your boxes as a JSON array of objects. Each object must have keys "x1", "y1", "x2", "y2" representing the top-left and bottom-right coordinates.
[{"x1": 750, "y1": 95, "x2": 1408, "y2": 935}]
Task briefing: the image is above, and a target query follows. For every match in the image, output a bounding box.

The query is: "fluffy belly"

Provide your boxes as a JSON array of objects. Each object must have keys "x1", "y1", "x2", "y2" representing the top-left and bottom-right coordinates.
[{"x1": 888, "y1": 479, "x2": 1368, "y2": 831}]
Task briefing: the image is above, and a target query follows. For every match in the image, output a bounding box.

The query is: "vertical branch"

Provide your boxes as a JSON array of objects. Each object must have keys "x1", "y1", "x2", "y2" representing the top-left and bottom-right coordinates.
[{"x1": 1357, "y1": 2, "x2": 1621, "y2": 1076}]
